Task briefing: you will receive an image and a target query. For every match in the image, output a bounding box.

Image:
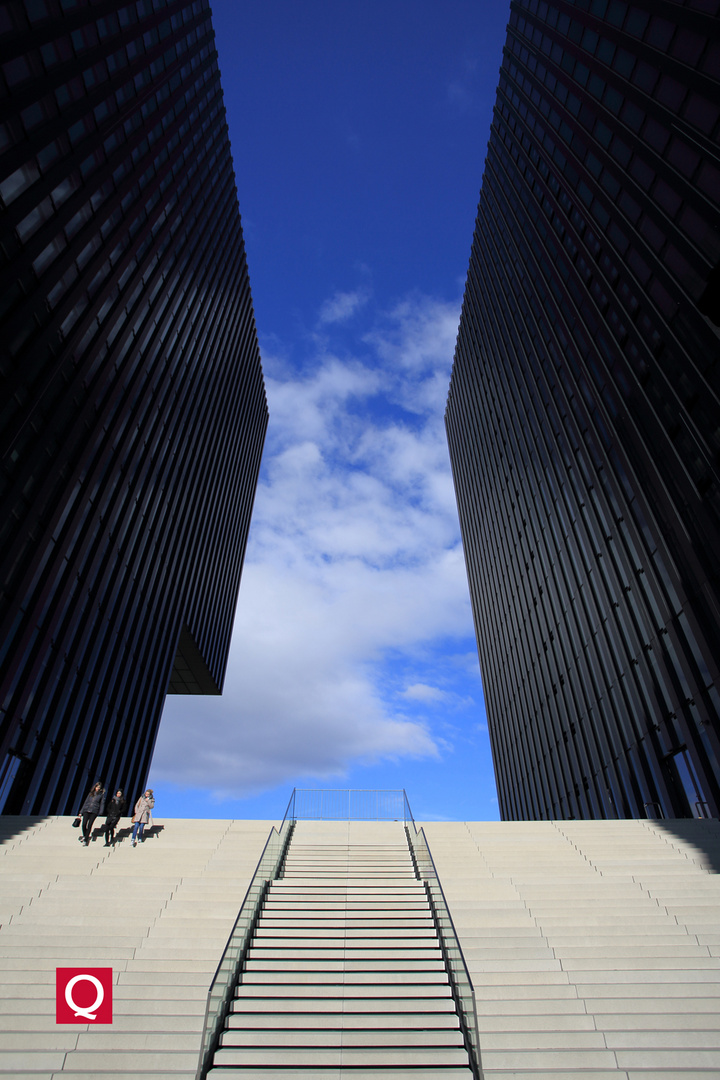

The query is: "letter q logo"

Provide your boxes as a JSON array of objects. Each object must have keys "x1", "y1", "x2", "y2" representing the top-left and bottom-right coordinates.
[{"x1": 56, "y1": 968, "x2": 112, "y2": 1024}]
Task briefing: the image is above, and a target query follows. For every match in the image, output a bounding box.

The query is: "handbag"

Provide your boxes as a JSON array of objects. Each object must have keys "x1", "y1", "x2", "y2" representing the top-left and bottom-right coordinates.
[{"x1": 72, "y1": 816, "x2": 81, "y2": 828}]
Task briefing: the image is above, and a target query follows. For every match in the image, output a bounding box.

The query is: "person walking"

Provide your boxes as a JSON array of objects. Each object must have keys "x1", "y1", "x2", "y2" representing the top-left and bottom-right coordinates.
[
  {"x1": 78, "y1": 781, "x2": 105, "y2": 846},
  {"x1": 131, "y1": 789, "x2": 154, "y2": 846},
  {"x1": 103, "y1": 789, "x2": 126, "y2": 846}
]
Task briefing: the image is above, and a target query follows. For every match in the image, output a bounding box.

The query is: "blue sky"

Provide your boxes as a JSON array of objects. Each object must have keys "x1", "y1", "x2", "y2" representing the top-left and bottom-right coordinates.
[{"x1": 148, "y1": 1, "x2": 511, "y2": 821}]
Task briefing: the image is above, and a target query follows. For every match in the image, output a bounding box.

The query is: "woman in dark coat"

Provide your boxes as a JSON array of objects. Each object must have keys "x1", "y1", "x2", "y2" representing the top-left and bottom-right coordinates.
[
  {"x1": 78, "y1": 781, "x2": 105, "y2": 846},
  {"x1": 103, "y1": 789, "x2": 126, "y2": 846}
]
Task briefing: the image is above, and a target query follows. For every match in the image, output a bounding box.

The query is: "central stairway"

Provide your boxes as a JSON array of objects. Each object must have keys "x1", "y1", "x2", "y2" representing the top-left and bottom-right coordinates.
[{"x1": 207, "y1": 819, "x2": 475, "y2": 1077}]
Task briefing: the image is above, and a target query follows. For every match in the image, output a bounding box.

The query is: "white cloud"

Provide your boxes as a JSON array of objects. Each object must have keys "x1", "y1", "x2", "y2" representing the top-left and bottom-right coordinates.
[
  {"x1": 318, "y1": 286, "x2": 370, "y2": 325},
  {"x1": 152, "y1": 292, "x2": 475, "y2": 799},
  {"x1": 403, "y1": 683, "x2": 450, "y2": 703},
  {"x1": 365, "y1": 296, "x2": 462, "y2": 415}
]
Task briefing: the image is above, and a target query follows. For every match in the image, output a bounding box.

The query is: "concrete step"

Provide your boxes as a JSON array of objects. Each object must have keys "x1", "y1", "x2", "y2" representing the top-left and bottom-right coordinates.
[
  {"x1": 266, "y1": 890, "x2": 427, "y2": 898},
  {"x1": 220, "y1": 1030, "x2": 466, "y2": 1048},
  {"x1": 262, "y1": 903, "x2": 432, "y2": 912},
  {"x1": 248, "y1": 946, "x2": 442, "y2": 959},
  {"x1": 212, "y1": 1046, "x2": 473, "y2": 1067},
  {"x1": 279, "y1": 876, "x2": 417, "y2": 885},
  {"x1": 252, "y1": 934, "x2": 438, "y2": 946},
  {"x1": 225, "y1": 1013, "x2": 462, "y2": 1030},
  {"x1": 253, "y1": 926, "x2": 439, "y2": 939},
  {"x1": 208, "y1": 1069, "x2": 474, "y2": 1080},
  {"x1": 259, "y1": 915, "x2": 434, "y2": 925},
  {"x1": 258, "y1": 921, "x2": 435, "y2": 931},
  {"x1": 242, "y1": 957, "x2": 447, "y2": 972},
  {"x1": 238, "y1": 970, "x2": 451, "y2": 985},
  {"x1": 230, "y1": 994, "x2": 457, "y2": 1011}
]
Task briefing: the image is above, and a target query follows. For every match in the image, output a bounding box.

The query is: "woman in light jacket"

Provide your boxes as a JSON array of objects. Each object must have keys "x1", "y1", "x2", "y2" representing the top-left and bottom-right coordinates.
[{"x1": 131, "y1": 789, "x2": 154, "y2": 846}]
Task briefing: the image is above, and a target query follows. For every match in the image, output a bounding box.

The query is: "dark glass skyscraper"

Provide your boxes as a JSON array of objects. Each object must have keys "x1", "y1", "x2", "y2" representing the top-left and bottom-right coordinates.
[
  {"x1": 447, "y1": 0, "x2": 720, "y2": 820},
  {"x1": 0, "y1": 0, "x2": 267, "y2": 814}
]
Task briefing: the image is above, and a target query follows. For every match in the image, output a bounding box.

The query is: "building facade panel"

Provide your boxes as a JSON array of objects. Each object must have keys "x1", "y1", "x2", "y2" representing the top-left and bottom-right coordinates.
[
  {"x1": 0, "y1": 0, "x2": 267, "y2": 814},
  {"x1": 448, "y1": 0, "x2": 720, "y2": 820}
]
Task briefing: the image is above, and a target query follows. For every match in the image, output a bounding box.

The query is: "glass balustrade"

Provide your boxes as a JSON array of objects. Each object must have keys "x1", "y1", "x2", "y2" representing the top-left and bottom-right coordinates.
[
  {"x1": 404, "y1": 792, "x2": 483, "y2": 1079},
  {"x1": 196, "y1": 793, "x2": 296, "y2": 1079}
]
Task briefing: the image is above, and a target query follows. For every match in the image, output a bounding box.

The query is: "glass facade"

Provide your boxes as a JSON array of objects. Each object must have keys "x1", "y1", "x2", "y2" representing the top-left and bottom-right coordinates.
[
  {"x1": 447, "y1": 0, "x2": 720, "y2": 820},
  {"x1": 0, "y1": 0, "x2": 267, "y2": 814}
]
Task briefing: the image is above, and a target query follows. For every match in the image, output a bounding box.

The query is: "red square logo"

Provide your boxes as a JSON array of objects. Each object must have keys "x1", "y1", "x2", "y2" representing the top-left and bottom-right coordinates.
[{"x1": 56, "y1": 968, "x2": 113, "y2": 1024}]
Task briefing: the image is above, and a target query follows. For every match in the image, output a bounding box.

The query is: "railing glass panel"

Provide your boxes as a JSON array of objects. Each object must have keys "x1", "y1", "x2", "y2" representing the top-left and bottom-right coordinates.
[
  {"x1": 406, "y1": 819, "x2": 483, "y2": 1080},
  {"x1": 291, "y1": 787, "x2": 407, "y2": 820},
  {"x1": 196, "y1": 794, "x2": 295, "y2": 1079}
]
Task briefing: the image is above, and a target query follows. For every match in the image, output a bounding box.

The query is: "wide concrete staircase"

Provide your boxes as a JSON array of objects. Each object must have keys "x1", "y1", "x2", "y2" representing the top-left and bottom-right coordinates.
[
  {"x1": 3, "y1": 813, "x2": 718, "y2": 1077},
  {"x1": 425, "y1": 818, "x2": 720, "y2": 1078},
  {"x1": 208, "y1": 819, "x2": 475, "y2": 1078},
  {"x1": 0, "y1": 815, "x2": 272, "y2": 1078}
]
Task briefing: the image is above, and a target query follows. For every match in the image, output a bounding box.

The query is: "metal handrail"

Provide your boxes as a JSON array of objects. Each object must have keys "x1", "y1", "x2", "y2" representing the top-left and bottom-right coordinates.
[
  {"x1": 405, "y1": 820, "x2": 484, "y2": 1080},
  {"x1": 195, "y1": 791, "x2": 297, "y2": 1080}
]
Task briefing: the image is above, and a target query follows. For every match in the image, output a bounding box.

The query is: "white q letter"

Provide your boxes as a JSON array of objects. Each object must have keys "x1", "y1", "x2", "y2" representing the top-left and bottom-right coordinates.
[{"x1": 65, "y1": 974, "x2": 105, "y2": 1020}]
